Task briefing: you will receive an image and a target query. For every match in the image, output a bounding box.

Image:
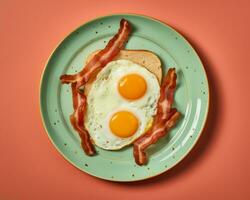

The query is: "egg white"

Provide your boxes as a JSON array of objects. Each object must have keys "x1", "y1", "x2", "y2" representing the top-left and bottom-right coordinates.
[{"x1": 85, "y1": 59, "x2": 160, "y2": 150}]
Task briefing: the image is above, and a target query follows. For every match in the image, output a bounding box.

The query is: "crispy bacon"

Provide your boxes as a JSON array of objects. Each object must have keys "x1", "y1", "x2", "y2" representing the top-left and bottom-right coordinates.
[
  {"x1": 60, "y1": 19, "x2": 131, "y2": 88},
  {"x1": 133, "y1": 68, "x2": 180, "y2": 165},
  {"x1": 70, "y1": 83, "x2": 95, "y2": 155},
  {"x1": 60, "y1": 19, "x2": 131, "y2": 155}
]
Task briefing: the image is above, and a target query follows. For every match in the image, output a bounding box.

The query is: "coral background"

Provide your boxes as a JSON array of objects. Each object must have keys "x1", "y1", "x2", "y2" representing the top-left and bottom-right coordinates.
[{"x1": 1, "y1": 0, "x2": 249, "y2": 199}]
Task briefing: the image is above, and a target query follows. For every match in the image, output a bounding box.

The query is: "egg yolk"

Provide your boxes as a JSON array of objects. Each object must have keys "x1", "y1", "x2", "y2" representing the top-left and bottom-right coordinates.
[
  {"x1": 118, "y1": 74, "x2": 147, "y2": 100},
  {"x1": 109, "y1": 111, "x2": 139, "y2": 138}
]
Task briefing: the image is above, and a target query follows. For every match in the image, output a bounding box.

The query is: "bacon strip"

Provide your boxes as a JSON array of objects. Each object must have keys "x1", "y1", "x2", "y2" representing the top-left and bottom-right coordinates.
[
  {"x1": 61, "y1": 19, "x2": 131, "y2": 155},
  {"x1": 60, "y1": 19, "x2": 131, "y2": 88},
  {"x1": 133, "y1": 68, "x2": 180, "y2": 165},
  {"x1": 70, "y1": 83, "x2": 95, "y2": 155}
]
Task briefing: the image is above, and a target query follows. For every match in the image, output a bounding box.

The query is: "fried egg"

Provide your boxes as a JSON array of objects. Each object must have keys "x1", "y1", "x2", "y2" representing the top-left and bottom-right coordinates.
[{"x1": 85, "y1": 59, "x2": 160, "y2": 150}]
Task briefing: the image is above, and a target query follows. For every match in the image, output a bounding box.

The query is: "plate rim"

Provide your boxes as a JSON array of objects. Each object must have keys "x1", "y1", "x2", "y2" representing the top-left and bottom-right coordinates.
[{"x1": 39, "y1": 13, "x2": 210, "y2": 182}]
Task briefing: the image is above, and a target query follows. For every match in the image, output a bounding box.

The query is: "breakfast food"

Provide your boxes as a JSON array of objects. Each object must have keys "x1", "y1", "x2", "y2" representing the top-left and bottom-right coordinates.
[
  {"x1": 61, "y1": 19, "x2": 131, "y2": 155},
  {"x1": 85, "y1": 59, "x2": 160, "y2": 150},
  {"x1": 69, "y1": 82, "x2": 95, "y2": 155},
  {"x1": 86, "y1": 50, "x2": 162, "y2": 82},
  {"x1": 84, "y1": 50, "x2": 162, "y2": 95},
  {"x1": 60, "y1": 19, "x2": 180, "y2": 165},
  {"x1": 134, "y1": 68, "x2": 180, "y2": 165}
]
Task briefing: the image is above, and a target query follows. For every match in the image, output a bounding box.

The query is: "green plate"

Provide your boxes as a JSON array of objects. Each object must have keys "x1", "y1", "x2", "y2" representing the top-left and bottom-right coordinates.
[{"x1": 40, "y1": 14, "x2": 209, "y2": 182}]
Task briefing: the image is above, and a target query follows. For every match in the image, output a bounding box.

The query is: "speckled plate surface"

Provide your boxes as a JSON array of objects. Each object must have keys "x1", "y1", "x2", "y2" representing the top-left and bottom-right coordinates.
[{"x1": 40, "y1": 14, "x2": 209, "y2": 182}]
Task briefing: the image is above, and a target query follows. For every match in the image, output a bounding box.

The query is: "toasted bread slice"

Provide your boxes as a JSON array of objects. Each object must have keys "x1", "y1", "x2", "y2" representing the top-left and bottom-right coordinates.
[{"x1": 84, "y1": 50, "x2": 162, "y2": 95}]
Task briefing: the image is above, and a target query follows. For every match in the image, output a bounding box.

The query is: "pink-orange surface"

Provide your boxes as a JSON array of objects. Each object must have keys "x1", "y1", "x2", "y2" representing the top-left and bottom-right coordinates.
[{"x1": 1, "y1": 0, "x2": 250, "y2": 199}]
